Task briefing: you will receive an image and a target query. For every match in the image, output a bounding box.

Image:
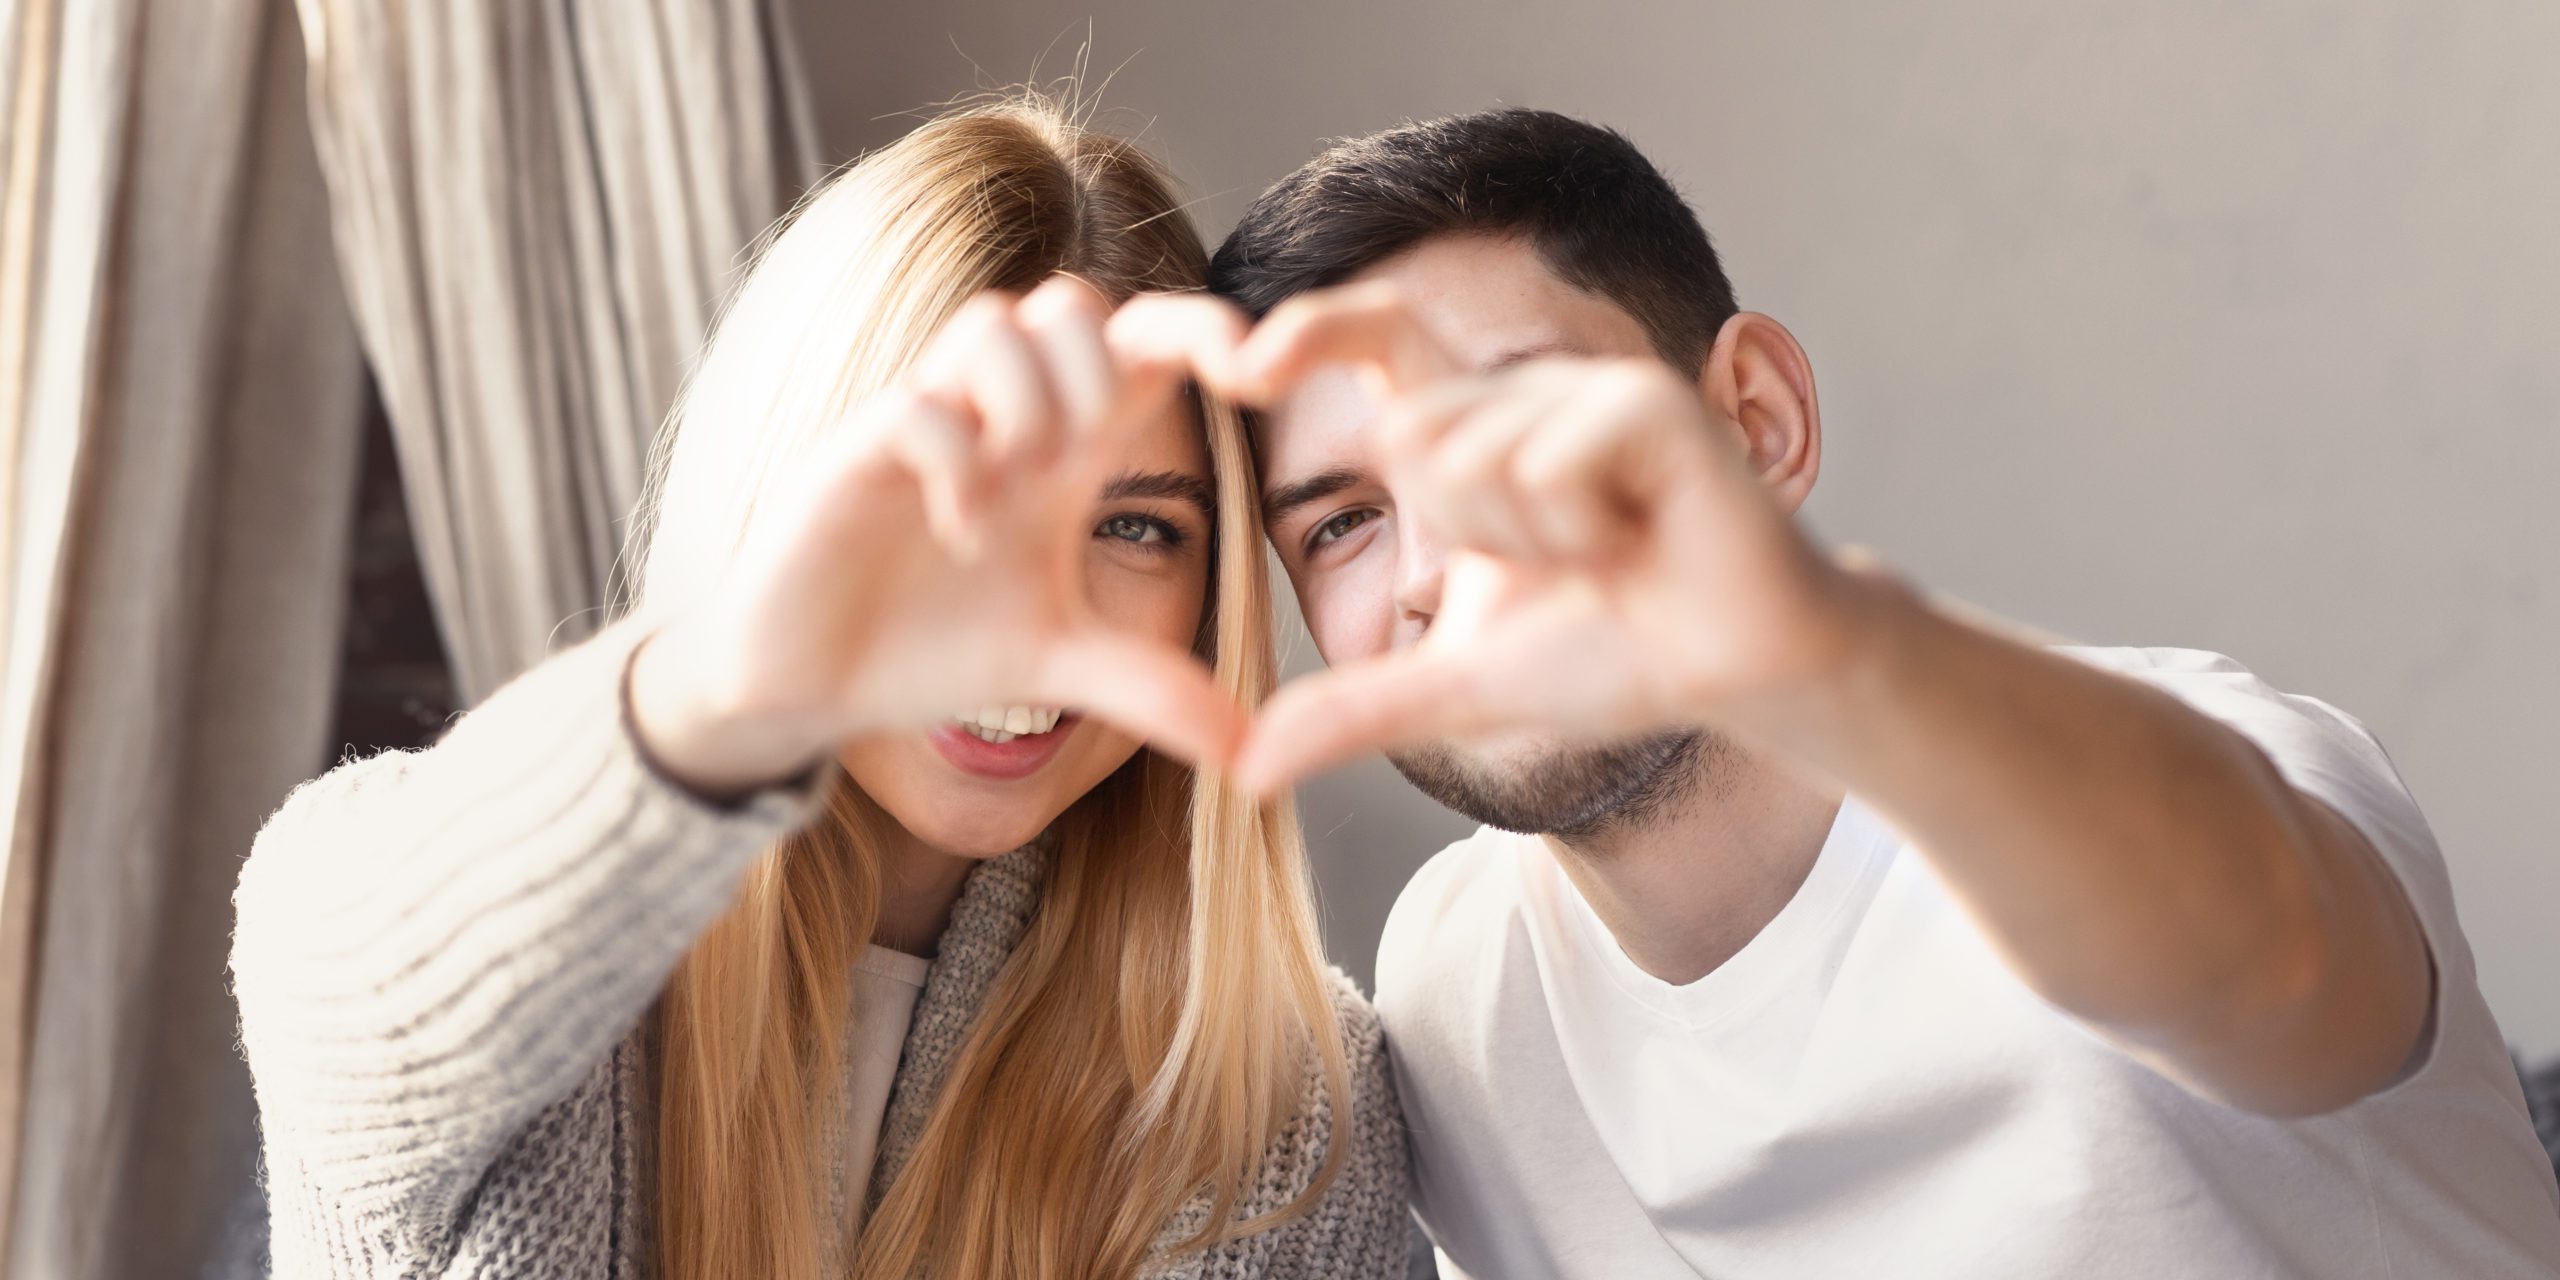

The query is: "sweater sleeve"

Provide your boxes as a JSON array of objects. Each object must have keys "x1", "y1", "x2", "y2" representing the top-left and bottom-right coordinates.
[
  {"x1": 230, "y1": 618, "x2": 825, "y2": 1255},
  {"x1": 1264, "y1": 972, "x2": 1415, "y2": 1279}
]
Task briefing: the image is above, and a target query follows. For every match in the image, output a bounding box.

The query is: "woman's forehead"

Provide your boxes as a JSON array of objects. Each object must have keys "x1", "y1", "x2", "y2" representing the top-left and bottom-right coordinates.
[{"x1": 1109, "y1": 392, "x2": 1213, "y2": 476}]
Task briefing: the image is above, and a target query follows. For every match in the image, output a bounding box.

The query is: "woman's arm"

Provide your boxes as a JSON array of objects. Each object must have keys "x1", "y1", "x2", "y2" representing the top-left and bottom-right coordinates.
[
  {"x1": 231, "y1": 280, "x2": 1254, "y2": 1266},
  {"x1": 231, "y1": 619, "x2": 823, "y2": 1247}
]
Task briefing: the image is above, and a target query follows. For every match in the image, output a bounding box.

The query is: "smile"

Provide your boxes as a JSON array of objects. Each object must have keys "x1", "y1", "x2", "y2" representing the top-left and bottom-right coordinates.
[
  {"x1": 929, "y1": 706, "x2": 1080, "y2": 781},
  {"x1": 951, "y1": 705, "x2": 1065, "y2": 743}
]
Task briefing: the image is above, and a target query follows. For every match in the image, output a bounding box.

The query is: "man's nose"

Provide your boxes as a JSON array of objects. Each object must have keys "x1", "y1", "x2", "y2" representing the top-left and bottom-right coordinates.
[{"x1": 1393, "y1": 517, "x2": 1445, "y2": 628}]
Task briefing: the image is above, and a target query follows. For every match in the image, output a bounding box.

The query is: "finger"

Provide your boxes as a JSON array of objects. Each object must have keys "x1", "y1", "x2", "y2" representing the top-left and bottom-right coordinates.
[
  {"x1": 1107, "y1": 291, "x2": 1250, "y2": 395},
  {"x1": 1376, "y1": 374, "x2": 1494, "y2": 467},
  {"x1": 1502, "y1": 370, "x2": 1651, "y2": 561},
  {"x1": 917, "y1": 293, "x2": 1060, "y2": 466},
  {"x1": 1399, "y1": 394, "x2": 1550, "y2": 562},
  {"x1": 1104, "y1": 292, "x2": 1249, "y2": 454},
  {"x1": 1397, "y1": 373, "x2": 1601, "y2": 563},
  {"x1": 1034, "y1": 630, "x2": 1247, "y2": 769},
  {"x1": 1225, "y1": 282, "x2": 1463, "y2": 405},
  {"x1": 1231, "y1": 649, "x2": 1491, "y2": 794},
  {"x1": 876, "y1": 391, "x2": 988, "y2": 559},
  {"x1": 1017, "y1": 277, "x2": 1119, "y2": 451}
]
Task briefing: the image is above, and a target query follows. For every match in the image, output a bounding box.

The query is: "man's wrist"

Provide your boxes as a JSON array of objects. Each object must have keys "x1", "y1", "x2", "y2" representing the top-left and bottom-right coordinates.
[{"x1": 1707, "y1": 552, "x2": 1930, "y2": 753}]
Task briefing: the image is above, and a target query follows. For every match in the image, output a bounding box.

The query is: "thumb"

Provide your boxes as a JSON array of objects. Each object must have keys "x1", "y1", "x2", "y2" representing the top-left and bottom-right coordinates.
[
  {"x1": 1033, "y1": 630, "x2": 1247, "y2": 770},
  {"x1": 1233, "y1": 648, "x2": 1486, "y2": 794}
]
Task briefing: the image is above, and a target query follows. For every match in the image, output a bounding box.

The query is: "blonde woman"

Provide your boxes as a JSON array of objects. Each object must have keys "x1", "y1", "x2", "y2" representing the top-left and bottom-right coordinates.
[{"x1": 231, "y1": 98, "x2": 1409, "y2": 1279}]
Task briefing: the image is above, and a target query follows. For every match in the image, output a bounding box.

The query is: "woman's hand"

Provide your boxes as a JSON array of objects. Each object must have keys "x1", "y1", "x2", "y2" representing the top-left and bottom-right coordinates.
[{"x1": 630, "y1": 278, "x2": 1250, "y2": 798}]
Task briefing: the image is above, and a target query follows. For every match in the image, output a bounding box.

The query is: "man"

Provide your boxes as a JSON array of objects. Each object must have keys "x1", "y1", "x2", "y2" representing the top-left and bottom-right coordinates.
[{"x1": 1203, "y1": 110, "x2": 2560, "y2": 1277}]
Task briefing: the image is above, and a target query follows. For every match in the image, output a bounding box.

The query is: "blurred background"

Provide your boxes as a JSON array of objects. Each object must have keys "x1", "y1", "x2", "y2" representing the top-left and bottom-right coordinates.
[{"x1": 0, "y1": 1, "x2": 2551, "y2": 1276}]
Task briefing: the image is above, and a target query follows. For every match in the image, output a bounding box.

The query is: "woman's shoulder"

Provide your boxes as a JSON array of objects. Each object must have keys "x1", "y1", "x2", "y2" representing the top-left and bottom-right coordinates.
[
  {"x1": 1275, "y1": 968, "x2": 1404, "y2": 1187},
  {"x1": 1224, "y1": 969, "x2": 1410, "y2": 1275},
  {"x1": 1321, "y1": 966, "x2": 1389, "y2": 1076}
]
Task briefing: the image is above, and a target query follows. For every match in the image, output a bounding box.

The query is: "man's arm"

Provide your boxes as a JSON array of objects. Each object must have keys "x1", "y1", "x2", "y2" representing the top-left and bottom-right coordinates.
[
  {"x1": 1728, "y1": 570, "x2": 2432, "y2": 1116},
  {"x1": 1218, "y1": 290, "x2": 2434, "y2": 1116}
]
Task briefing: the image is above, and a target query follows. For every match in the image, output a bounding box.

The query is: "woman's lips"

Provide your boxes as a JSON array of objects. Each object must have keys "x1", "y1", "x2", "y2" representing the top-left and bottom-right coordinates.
[{"x1": 927, "y1": 714, "x2": 1081, "y2": 780}]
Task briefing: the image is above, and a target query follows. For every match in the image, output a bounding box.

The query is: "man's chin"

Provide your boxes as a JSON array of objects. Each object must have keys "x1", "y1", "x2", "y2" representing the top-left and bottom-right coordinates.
[
  {"x1": 1426, "y1": 728, "x2": 1570, "y2": 778},
  {"x1": 1388, "y1": 727, "x2": 1708, "y2": 839}
]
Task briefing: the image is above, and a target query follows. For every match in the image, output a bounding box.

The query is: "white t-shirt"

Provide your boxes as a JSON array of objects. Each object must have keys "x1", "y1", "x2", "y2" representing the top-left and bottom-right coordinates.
[
  {"x1": 1376, "y1": 647, "x2": 2560, "y2": 1279},
  {"x1": 841, "y1": 944, "x2": 930, "y2": 1237}
]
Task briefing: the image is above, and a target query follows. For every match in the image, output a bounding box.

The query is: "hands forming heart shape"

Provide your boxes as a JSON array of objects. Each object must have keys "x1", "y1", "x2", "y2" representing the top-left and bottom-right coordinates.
[
  {"x1": 638, "y1": 274, "x2": 1865, "y2": 799},
  {"x1": 1215, "y1": 284, "x2": 1863, "y2": 793}
]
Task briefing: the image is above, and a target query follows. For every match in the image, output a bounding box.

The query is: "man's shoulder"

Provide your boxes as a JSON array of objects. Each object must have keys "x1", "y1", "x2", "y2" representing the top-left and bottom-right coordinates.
[
  {"x1": 1375, "y1": 825, "x2": 1533, "y2": 1007},
  {"x1": 2054, "y1": 642, "x2": 2262, "y2": 681},
  {"x1": 2052, "y1": 643, "x2": 2397, "y2": 773}
]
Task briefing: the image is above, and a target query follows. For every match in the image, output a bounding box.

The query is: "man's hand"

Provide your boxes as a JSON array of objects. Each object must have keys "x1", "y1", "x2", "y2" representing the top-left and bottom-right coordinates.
[{"x1": 1217, "y1": 285, "x2": 1863, "y2": 793}]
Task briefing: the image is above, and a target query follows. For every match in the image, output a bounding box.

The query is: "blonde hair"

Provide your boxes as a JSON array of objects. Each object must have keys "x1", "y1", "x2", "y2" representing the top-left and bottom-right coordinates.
[{"x1": 627, "y1": 96, "x2": 1347, "y2": 1280}]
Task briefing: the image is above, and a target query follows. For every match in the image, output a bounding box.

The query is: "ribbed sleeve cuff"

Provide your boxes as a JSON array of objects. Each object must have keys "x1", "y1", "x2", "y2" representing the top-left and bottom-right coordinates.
[{"x1": 234, "y1": 616, "x2": 829, "y2": 1211}]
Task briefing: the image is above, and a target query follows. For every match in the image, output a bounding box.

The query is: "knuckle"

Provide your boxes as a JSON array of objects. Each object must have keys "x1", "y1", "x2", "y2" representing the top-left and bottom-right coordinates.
[
  {"x1": 949, "y1": 291, "x2": 1017, "y2": 338},
  {"x1": 1347, "y1": 279, "x2": 1411, "y2": 316},
  {"x1": 1380, "y1": 410, "x2": 1436, "y2": 462},
  {"x1": 1595, "y1": 359, "x2": 1665, "y2": 401},
  {"x1": 1023, "y1": 278, "x2": 1109, "y2": 329},
  {"x1": 1510, "y1": 445, "x2": 1572, "y2": 494}
]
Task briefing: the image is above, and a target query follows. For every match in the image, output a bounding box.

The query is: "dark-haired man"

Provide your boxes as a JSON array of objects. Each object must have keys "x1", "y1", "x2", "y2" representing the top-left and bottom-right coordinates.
[{"x1": 1206, "y1": 110, "x2": 2560, "y2": 1278}]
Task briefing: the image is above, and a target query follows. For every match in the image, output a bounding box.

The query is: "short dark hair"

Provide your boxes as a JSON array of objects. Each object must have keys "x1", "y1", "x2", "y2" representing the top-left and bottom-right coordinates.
[{"x1": 1209, "y1": 109, "x2": 1738, "y2": 366}]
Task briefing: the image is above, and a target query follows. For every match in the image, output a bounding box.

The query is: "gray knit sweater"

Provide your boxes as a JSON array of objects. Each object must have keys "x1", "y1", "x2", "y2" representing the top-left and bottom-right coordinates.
[{"x1": 231, "y1": 621, "x2": 1411, "y2": 1278}]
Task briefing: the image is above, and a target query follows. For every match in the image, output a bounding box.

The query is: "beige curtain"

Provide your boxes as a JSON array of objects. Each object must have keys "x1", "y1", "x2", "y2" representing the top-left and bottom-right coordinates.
[
  {"x1": 0, "y1": 1, "x2": 820, "y2": 1276},
  {"x1": 0, "y1": 1, "x2": 368, "y2": 1277},
  {"x1": 296, "y1": 0, "x2": 825, "y2": 700}
]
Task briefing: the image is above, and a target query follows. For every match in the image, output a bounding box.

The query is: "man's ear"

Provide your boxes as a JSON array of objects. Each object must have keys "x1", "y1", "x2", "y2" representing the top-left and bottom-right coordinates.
[{"x1": 1698, "y1": 312, "x2": 1821, "y2": 513}]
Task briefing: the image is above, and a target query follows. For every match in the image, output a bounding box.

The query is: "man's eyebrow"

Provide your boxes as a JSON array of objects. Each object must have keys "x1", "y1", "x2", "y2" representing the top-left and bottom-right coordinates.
[
  {"x1": 1486, "y1": 339, "x2": 1585, "y2": 371},
  {"x1": 1261, "y1": 465, "x2": 1366, "y2": 526},
  {"x1": 1101, "y1": 469, "x2": 1215, "y2": 515}
]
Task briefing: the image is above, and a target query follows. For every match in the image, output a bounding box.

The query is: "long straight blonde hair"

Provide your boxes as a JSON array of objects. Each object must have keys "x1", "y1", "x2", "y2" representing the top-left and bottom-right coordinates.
[{"x1": 624, "y1": 95, "x2": 1348, "y2": 1280}]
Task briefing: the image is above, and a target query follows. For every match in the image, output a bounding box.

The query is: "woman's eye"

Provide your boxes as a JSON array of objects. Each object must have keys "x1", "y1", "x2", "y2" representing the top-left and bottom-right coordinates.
[
  {"x1": 1308, "y1": 508, "x2": 1378, "y2": 550},
  {"x1": 1096, "y1": 513, "x2": 1176, "y2": 546}
]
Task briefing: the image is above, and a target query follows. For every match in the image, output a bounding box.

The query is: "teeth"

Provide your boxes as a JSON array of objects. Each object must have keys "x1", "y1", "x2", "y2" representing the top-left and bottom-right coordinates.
[{"x1": 951, "y1": 705, "x2": 1065, "y2": 743}]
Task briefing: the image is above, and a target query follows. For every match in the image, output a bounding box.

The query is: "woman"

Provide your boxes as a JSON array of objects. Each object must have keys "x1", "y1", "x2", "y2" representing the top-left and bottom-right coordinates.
[{"x1": 231, "y1": 97, "x2": 1409, "y2": 1279}]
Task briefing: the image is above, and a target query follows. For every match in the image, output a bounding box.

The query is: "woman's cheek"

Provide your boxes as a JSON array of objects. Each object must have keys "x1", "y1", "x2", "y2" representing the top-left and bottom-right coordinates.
[{"x1": 1081, "y1": 547, "x2": 1210, "y2": 649}]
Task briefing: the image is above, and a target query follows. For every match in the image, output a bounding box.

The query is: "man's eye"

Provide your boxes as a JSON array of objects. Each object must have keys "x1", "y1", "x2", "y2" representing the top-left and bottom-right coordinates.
[
  {"x1": 1308, "y1": 508, "x2": 1378, "y2": 550},
  {"x1": 1097, "y1": 513, "x2": 1176, "y2": 545}
]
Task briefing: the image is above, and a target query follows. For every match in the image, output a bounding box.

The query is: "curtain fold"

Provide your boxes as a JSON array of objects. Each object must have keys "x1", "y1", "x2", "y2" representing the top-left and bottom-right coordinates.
[
  {"x1": 0, "y1": 2, "x2": 819, "y2": 1274},
  {"x1": 0, "y1": 1, "x2": 367, "y2": 1277},
  {"x1": 295, "y1": 0, "x2": 824, "y2": 701}
]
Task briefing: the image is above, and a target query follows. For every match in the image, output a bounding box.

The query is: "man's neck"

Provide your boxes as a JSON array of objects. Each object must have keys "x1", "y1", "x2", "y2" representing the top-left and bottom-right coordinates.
[{"x1": 1544, "y1": 745, "x2": 1844, "y2": 986}]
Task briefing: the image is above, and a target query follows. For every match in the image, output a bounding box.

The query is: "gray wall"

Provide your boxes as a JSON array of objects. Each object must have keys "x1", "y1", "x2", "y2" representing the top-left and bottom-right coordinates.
[{"x1": 795, "y1": 0, "x2": 2560, "y2": 1055}]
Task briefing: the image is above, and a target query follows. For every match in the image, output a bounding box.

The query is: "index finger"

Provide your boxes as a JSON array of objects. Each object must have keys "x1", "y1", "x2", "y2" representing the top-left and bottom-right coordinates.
[
  {"x1": 1046, "y1": 291, "x2": 1250, "y2": 490},
  {"x1": 1231, "y1": 647, "x2": 1489, "y2": 794},
  {"x1": 1106, "y1": 291, "x2": 1251, "y2": 403},
  {"x1": 1033, "y1": 629, "x2": 1248, "y2": 770},
  {"x1": 1223, "y1": 282, "x2": 1464, "y2": 405}
]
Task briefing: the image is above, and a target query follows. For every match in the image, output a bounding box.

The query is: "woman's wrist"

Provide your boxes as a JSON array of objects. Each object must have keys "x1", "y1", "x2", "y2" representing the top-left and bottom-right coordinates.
[{"x1": 624, "y1": 621, "x2": 829, "y2": 803}]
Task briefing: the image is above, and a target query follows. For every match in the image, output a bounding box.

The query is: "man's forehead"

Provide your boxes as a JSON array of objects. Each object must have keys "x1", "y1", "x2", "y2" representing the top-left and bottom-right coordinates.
[
  {"x1": 1259, "y1": 365, "x2": 1383, "y2": 480},
  {"x1": 1355, "y1": 233, "x2": 1648, "y2": 367}
]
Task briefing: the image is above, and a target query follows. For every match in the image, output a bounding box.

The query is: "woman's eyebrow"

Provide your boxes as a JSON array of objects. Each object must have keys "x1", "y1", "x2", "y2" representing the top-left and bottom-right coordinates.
[{"x1": 1101, "y1": 469, "x2": 1215, "y2": 516}]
